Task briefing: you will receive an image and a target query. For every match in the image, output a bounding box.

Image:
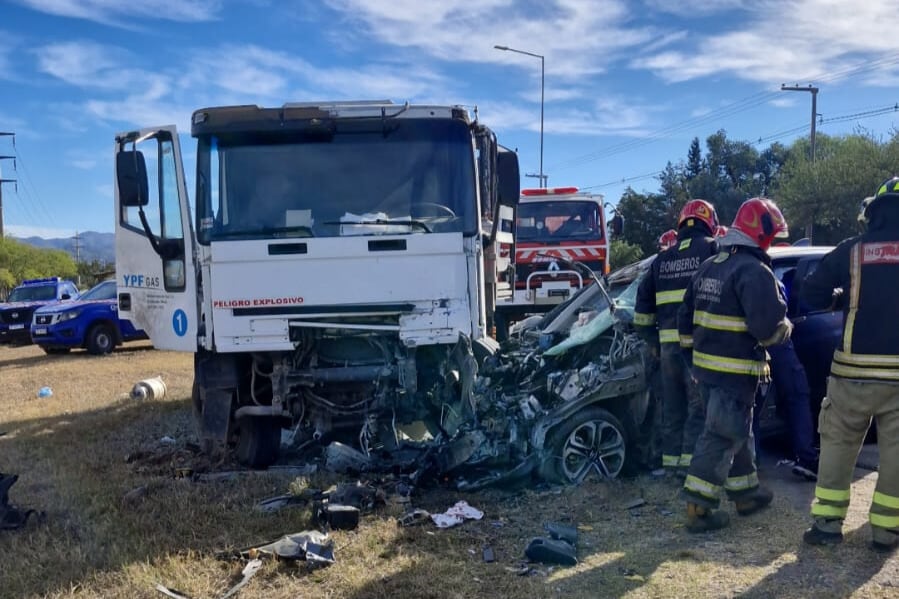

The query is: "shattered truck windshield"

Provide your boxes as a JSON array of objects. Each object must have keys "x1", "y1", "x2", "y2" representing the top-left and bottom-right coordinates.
[{"x1": 196, "y1": 119, "x2": 477, "y2": 243}]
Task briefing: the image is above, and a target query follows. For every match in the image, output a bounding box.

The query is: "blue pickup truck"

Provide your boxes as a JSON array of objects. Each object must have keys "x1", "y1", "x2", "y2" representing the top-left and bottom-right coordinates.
[
  {"x1": 30, "y1": 279, "x2": 147, "y2": 355},
  {"x1": 0, "y1": 277, "x2": 80, "y2": 346}
]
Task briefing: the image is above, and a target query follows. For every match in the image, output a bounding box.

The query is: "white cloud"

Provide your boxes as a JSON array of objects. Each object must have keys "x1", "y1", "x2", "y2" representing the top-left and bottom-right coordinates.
[
  {"x1": 642, "y1": 0, "x2": 748, "y2": 17},
  {"x1": 769, "y1": 97, "x2": 797, "y2": 108},
  {"x1": 95, "y1": 184, "x2": 113, "y2": 199},
  {"x1": 7, "y1": 224, "x2": 77, "y2": 239},
  {"x1": 15, "y1": 0, "x2": 221, "y2": 26},
  {"x1": 181, "y1": 44, "x2": 450, "y2": 102},
  {"x1": 35, "y1": 41, "x2": 169, "y2": 93},
  {"x1": 633, "y1": 0, "x2": 899, "y2": 84},
  {"x1": 323, "y1": 0, "x2": 659, "y2": 80},
  {"x1": 70, "y1": 159, "x2": 97, "y2": 170},
  {"x1": 479, "y1": 95, "x2": 656, "y2": 137},
  {"x1": 34, "y1": 40, "x2": 454, "y2": 131}
]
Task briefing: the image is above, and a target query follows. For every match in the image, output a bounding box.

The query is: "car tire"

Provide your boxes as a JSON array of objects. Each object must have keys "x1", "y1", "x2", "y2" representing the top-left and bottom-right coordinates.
[
  {"x1": 42, "y1": 347, "x2": 71, "y2": 355},
  {"x1": 86, "y1": 324, "x2": 116, "y2": 355},
  {"x1": 235, "y1": 416, "x2": 281, "y2": 468},
  {"x1": 539, "y1": 406, "x2": 628, "y2": 484}
]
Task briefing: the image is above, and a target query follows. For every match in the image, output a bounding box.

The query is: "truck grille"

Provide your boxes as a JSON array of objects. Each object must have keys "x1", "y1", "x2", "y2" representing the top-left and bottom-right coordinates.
[
  {"x1": 0, "y1": 309, "x2": 35, "y2": 325},
  {"x1": 35, "y1": 314, "x2": 53, "y2": 325},
  {"x1": 515, "y1": 259, "x2": 604, "y2": 289}
]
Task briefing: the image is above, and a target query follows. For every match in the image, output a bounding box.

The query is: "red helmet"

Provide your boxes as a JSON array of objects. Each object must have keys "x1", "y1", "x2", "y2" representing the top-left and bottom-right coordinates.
[
  {"x1": 730, "y1": 197, "x2": 789, "y2": 251},
  {"x1": 658, "y1": 229, "x2": 678, "y2": 250},
  {"x1": 678, "y1": 199, "x2": 718, "y2": 233},
  {"x1": 715, "y1": 225, "x2": 729, "y2": 237}
]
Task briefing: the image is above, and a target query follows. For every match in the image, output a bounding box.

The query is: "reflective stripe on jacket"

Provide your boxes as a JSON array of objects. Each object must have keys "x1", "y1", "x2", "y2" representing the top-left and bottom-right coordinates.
[
  {"x1": 678, "y1": 245, "x2": 787, "y2": 386},
  {"x1": 634, "y1": 229, "x2": 717, "y2": 344},
  {"x1": 802, "y1": 233, "x2": 899, "y2": 382}
]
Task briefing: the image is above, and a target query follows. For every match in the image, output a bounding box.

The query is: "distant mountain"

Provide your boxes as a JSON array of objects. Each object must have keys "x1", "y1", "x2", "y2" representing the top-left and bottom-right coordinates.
[{"x1": 16, "y1": 231, "x2": 115, "y2": 264}]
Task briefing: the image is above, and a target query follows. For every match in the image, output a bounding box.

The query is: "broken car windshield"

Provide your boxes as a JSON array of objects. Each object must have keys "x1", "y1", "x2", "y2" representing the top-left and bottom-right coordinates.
[{"x1": 196, "y1": 119, "x2": 477, "y2": 243}]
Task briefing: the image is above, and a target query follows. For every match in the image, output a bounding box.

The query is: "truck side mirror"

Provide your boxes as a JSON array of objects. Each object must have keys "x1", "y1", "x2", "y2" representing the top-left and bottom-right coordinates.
[
  {"x1": 609, "y1": 213, "x2": 624, "y2": 237},
  {"x1": 496, "y1": 147, "x2": 520, "y2": 208},
  {"x1": 116, "y1": 150, "x2": 150, "y2": 207}
]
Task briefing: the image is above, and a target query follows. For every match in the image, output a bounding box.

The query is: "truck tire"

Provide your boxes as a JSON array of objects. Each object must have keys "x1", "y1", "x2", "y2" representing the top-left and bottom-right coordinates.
[
  {"x1": 236, "y1": 417, "x2": 281, "y2": 468},
  {"x1": 539, "y1": 407, "x2": 628, "y2": 484},
  {"x1": 86, "y1": 324, "x2": 115, "y2": 355}
]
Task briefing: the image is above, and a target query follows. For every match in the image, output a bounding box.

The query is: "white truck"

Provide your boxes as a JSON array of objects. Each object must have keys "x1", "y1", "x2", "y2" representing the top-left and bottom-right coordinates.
[{"x1": 114, "y1": 101, "x2": 519, "y2": 467}]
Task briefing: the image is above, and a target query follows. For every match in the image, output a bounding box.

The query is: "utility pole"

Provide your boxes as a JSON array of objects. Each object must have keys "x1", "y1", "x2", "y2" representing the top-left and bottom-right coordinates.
[
  {"x1": 73, "y1": 230, "x2": 82, "y2": 286},
  {"x1": 781, "y1": 84, "x2": 819, "y2": 241},
  {"x1": 525, "y1": 172, "x2": 548, "y2": 188},
  {"x1": 0, "y1": 131, "x2": 16, "y2": 239}
]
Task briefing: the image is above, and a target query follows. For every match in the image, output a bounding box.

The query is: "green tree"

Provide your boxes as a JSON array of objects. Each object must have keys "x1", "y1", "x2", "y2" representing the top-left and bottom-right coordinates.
[
  {"x1": 686, "y1": 137, "x2": 703, "y2": 180},
  {"x1": 0, "y1": 237, "x2": 78, "y2": 297},
  {"x1": 774, "y1": 132, "x2": 899, "y2": 243},
  {"x1": 609, "y1": 239, "x2": 644, "y2": 270},
  {"x1": 615, "y1": 187, "x2": 677, "y2": 256}
]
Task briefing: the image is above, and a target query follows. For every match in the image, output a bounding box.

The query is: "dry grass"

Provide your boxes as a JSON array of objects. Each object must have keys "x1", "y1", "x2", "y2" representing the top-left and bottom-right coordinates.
[{"x1": 1, "y1": 343, "x2": 898, "y2": 598}]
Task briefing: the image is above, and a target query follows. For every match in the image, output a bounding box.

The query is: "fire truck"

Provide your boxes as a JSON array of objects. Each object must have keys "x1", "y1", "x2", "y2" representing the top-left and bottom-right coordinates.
[
  {"x1": 494, "y1": 187, "x2": 608, "y2": 336},
  {"x1": 112, "y1": 101, "x2": 519, "y2": 467}
]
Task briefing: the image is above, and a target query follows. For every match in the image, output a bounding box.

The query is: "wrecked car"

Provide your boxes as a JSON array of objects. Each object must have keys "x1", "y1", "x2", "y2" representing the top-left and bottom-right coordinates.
[{"x1": 312, "y1": 266, "x2": 658, "y2": 490}]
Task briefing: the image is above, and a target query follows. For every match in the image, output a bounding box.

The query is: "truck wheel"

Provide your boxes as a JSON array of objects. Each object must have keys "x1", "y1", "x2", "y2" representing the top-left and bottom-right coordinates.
[
  {"x1": 539, "y1": 407, "x2": 628, "y2": 484},
  {"x1": 236, "y1": 417, "x2": 281, "y2": 468},
  {"x1": 42, "y1": 347, "x2": 71, "y2": 355},
  {"x1": 86, "y1": 324, "x2": 115, "y2": 355}
]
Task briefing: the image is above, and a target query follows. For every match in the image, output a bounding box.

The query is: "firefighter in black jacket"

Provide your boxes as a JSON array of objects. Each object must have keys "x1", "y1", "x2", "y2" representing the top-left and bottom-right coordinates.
[
  {"x1": 678, "y1": 198, "x2": 792, "y2": 532},
  {"x1": 801, "y1": 177, "x2": 899, "y2": 552},
  {"x1": 635, "y1": 200, "x2": 719, "y2": 475}
]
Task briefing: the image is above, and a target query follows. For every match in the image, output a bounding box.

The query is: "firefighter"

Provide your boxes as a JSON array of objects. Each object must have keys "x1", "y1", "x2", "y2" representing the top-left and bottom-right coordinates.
[
  {"x1": 658, "y1": 229, "x2": 678, "y2": 251},
  {"x1": 635, "y1": 200, "x2": 719, "y2": 476},
  {"x1": 767, "y1": 278, "x2": 819, "y2": 481},
  {"x1": 801, "y1": 177, "x2": 899, "y2": 552},
  {"x1": 678, "y1": 197, "x2": 792, "y2": 532}
]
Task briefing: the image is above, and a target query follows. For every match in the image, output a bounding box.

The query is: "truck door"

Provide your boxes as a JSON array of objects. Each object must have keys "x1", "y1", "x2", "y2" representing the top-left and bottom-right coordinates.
[{"x1": 114, "y1": 126, "x2": 199, "y2": 351}]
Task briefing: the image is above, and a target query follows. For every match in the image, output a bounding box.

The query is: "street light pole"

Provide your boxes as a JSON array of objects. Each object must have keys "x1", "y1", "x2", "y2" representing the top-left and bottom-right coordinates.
[
  {"x1": 495, "y1": 45, "x2": 545, "y2": 188},
  {"x1": 781, "y1": 84, "x2": 820, "y2": 241}
]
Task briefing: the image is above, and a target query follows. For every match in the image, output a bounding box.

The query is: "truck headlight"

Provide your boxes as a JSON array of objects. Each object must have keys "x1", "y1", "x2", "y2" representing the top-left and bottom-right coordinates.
[{"x1": 56, "y1": 310, "x2": 81, "y2": 323}]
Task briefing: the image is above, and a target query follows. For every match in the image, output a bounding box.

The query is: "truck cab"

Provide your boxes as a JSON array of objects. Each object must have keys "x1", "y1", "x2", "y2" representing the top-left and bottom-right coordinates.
[
  {"x1": 494, "y1": 187, "x2": 608, "y2": 336},
  {"x1": 0, "y1": 277, "x2": 79, "y2": 345},
  {"x1": 113, "y1": 101, "x2": 519, "y2": 466}
]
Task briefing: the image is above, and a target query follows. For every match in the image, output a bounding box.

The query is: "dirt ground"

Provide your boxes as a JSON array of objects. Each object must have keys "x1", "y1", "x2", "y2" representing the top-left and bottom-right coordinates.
[{"x1": 1, "y1": 342, "x2": 897, "y2": 599}]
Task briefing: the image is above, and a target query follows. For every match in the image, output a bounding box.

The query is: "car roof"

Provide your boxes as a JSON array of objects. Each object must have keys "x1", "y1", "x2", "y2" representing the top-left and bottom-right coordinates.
[{"x1": 767, "y1": 245, "x2": 834, "y2": 259}]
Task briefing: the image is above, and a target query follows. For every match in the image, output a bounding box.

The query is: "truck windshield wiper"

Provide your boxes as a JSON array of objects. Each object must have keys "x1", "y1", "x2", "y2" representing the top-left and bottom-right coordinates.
[
  {"x1": 212, "y1": 225, "x2": 315, "y2": 240},
  {"x1": 324, "y1": 219, "x2": 432, "y2": 233}
]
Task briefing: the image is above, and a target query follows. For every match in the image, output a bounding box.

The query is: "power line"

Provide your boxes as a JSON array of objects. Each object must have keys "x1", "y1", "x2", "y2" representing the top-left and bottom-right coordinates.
[
  {"x1": 582, "y1": 102, "x2": 899, "y2": 194},
  {"x1": 10, "y1": 143, "x2": 58, "y2": 227},
  {"x1": 548, "y1": 50, "x2": 899, "y2": 173}
]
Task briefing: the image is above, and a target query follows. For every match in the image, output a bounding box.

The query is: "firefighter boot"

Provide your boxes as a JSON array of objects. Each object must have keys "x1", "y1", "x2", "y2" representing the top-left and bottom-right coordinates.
[
  {"x1": 803, "y1": 520, "x2": 844, "y2": 546},
  {"x1": 734, "y1": 486, "x2": 774, "y2": 516},
  {"x1": 686, "y1": 502, "x2": 730, "y2": 533}
]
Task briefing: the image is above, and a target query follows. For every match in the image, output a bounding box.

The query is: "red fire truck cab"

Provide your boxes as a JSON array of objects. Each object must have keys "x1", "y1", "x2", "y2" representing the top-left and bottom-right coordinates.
[{"x1": 495, "y1": 187, "x2": 608, "y2": 335}]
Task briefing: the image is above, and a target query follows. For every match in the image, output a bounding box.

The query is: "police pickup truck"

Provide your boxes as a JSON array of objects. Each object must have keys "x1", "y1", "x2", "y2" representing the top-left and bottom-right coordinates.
[
  {"x1": 0, "y1": 277, "x2": 79, "y2": 346},
  {"x1": 31, "y1": 279, "x2": 147, "y2": 355}
]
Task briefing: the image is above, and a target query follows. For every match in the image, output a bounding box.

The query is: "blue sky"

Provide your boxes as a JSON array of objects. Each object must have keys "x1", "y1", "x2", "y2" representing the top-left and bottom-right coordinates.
[{"x1": 2, "y1": 0, "x2": 899, "y2": 238}]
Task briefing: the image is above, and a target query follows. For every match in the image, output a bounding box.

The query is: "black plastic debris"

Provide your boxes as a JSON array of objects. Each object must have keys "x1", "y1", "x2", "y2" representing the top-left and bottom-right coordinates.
[
  {"x1": 544, "y1": 522, "x2": 578, "y2": 546},
  {"x1": 525, "y1": 537, "x2": 578, "y2": 566},
  {"x1": 524, "y1": 521, "x2": 579, "y2": 566},
  {"x1": 0, "y1": 473, "x2": 37, "y2": 531},
  {"x1": 233, "y1": 530, "x2": 336, "y2": 564},
  {"x1": 324, "y1": 504, "x2": 361, "y2": 531}
]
